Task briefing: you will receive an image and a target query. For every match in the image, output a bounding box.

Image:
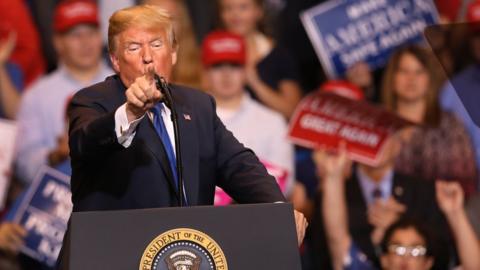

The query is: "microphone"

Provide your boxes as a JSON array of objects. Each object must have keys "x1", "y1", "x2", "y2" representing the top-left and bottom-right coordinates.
[
  {"x1": 154, "y1": 74, "x2": 173, "y2": 109},
  {"x1": 152, "y1": 74, "x2": 186, "y2": 207}
]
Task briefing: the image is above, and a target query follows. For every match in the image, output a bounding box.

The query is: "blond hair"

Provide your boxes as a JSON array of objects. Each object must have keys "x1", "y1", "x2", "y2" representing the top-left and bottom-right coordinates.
[{"x1": 108, "y1": 5, "x2": 177, "y2": 53}]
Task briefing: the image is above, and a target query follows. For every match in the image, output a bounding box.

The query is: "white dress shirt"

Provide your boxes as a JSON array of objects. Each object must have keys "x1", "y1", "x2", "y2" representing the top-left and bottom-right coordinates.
[{"x1": 114, "y1": 103, "x2": 175, "y2": 154}]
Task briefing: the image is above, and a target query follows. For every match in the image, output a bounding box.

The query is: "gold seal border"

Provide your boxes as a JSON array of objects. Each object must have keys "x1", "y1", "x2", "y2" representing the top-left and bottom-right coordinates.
[{"x1": 139, "y1": 228, "x2": 228, "y2": 270}]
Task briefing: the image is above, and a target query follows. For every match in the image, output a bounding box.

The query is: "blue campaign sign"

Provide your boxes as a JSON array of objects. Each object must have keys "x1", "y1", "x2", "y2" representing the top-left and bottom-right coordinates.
[
  {"x1": 12, "y1": 166, "x2": 71, "y2": 267},
  {"x1": 301, "y1": 0, "x2": 439, "y2": 78}
]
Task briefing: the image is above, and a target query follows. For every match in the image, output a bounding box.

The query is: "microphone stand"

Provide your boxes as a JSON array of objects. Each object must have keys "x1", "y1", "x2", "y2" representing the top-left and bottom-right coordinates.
[{"x1": 154, "y1": 75, "x2": 185, "y2": 207}]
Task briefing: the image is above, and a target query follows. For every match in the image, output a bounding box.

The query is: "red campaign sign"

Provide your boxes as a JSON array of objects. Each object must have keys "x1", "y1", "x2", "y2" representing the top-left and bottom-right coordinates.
[
  {"x1": 288, "y1": 92, "x2": 411, "y2": 166},
  {"x1": 214, "y1": 160, "x2": 289, "y2": 206}
]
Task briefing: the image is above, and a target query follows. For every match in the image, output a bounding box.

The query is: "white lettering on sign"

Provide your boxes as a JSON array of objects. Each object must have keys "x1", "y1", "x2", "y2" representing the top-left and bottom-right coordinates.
[
  {"x1": 42, "y1": 181, "x2": 70, "y2": 203},
  {"x1": 299, "y1": 114, "x2": 380, "y2": 148},
  {"x1": 339, "y1": 41, "x2": 379, "y2": 67},
  {"x1": 300, "y1": 114, "x2": 342, "y2": 135},
  {"x1": 346, "y1": 0, "x2": 388, "y2": 19},
  {"x1": 38, "y1": 238, "x2": 61, "y2": 260},
  {"x1": 338, "y1": 125, "x2": 380, "y2": 147},
  {"x1": 378, "y1": 19, "x2": 426, "y2": 49},
  {"x1": 325, "y1": 1, "x2": 416, "y2": 54},
  {"x1": 42, "y1": 180, "x2": 72, "y2": 221},
  {"x1": 310, "y1": 99, "x2": 377, "y2": 129},
  {"x1": 24, "y1": 213, "x2": 65, "y2": 242}
]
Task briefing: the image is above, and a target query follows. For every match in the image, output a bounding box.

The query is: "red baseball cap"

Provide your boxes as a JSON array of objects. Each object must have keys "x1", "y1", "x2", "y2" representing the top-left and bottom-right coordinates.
[
  {"x1": 53, "y1": 0, "x2": 99, "y2": 33},
  {"x1": 202, "y1": 31, "x2": 246, "y2": 67},
  {"x1": 468, "y1": 1, "x2": 480, "y2": 22},
  {"x1": 320, "y1": 80, "x2": 365, "y2": 101}
]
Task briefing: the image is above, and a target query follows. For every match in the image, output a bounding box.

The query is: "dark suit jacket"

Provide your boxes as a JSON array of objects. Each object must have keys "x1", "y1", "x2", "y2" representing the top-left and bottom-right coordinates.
[
  {"x1": 308, "y1": 167, "x2": 452, "y2": 270},
  {"x1": 67, "y1": 75, "x2": 285, "y2": 211}
]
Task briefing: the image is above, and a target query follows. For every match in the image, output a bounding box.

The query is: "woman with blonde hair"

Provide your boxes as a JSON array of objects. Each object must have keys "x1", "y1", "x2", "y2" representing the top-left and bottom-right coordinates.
[
  {"x1": 382, "y1": 44, "x2": 477, "y2": 197},
  {"x1": 216, "y1": 0, "x2": 302, "y2": 119}
]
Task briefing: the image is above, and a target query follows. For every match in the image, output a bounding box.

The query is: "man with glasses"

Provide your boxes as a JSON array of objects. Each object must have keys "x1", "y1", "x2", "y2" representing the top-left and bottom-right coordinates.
[{"x1": 379, "y1": 219, "x2": 434, "y2": 270}]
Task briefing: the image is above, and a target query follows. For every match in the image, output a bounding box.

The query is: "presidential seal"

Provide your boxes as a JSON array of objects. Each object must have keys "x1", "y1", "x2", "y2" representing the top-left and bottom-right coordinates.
[{"x1": 139, "y1": 228, "x2": 228, "y2": 270}]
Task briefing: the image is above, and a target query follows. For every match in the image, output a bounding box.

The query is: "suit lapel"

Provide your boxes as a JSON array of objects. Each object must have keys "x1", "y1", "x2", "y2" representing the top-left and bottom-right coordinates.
[
  {"x1": 104, "y1": 76, "x2": 177, "y2": 193},
  {"x1": 136, "y1": 112, "x2": 179, "y2": 200},
  {"x1": 101, "y1": 78, "x2": 199, "y2": 204}
]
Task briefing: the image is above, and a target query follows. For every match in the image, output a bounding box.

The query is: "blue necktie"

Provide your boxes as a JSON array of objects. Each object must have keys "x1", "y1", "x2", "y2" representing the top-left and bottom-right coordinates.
[{"x1": 151, "y1": 103, "x2": 179, "y2": 192}]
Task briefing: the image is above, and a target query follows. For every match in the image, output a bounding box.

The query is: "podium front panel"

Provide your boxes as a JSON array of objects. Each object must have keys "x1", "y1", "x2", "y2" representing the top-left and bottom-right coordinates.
[{"x1": 70, "y1": 203, "x2": 301, "y2": 270}]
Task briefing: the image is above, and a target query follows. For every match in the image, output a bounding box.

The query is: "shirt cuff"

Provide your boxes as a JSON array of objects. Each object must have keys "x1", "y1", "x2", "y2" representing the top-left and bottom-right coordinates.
[{"x1": 114, "y1": 103, "x2": 144, "y2": 148}]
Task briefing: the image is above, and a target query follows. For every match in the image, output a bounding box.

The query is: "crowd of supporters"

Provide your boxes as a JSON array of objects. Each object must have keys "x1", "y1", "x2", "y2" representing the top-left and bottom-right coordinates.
[{"x1": 1, "y1": 0, "x2": 480, "y2": 269}]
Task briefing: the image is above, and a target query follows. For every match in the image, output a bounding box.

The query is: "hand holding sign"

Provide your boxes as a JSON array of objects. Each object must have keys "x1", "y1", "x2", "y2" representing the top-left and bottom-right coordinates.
[
  {"x1": 313, "y1": 141, "x2": 351, "y2": 182},
  {"x1": 0, "y1": 222, "x2": 26, "y2": 255}
]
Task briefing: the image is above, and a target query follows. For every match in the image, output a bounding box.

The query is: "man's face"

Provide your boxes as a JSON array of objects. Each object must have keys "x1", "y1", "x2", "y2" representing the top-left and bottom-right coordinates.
[
  {"x1": 54, "y1": 25, "x2": 103, "y2": 70},
  {"x1": 206, "y1": 63, "x2": 245, "y2": 100},
  {"x1": 381, "y1": 227, "x2": 433, "y2": 270},
  {"x1": 110, "y1": 27, "x2": 177, "y2": 87}
]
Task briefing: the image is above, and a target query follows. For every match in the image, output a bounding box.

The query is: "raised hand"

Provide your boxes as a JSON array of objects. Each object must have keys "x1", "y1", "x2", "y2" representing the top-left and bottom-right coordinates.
[
  {"x1": 312, "y1": 142, "x2": 351, "y2": 182},
  {"x1": 0, "y1": 31, "x2": 16, "y2": 65},
  {"x1": 436, "y1": 180, "x2": 464, "y2": 216}
]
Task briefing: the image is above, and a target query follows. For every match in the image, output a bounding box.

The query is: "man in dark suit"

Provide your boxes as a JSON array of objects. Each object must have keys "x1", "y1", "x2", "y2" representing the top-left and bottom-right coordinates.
[
  {"x1": 309, "y1": 138, "x2": 452, "y2": 270},
  {"x1": 66, "y1": 4, "x2": 307, "y2": 237}
]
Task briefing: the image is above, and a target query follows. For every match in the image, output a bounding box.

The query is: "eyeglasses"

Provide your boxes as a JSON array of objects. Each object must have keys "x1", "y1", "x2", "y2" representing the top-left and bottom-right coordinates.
[{"x1": 387, "y1": 244, "x2": 427, "y2": 257}]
